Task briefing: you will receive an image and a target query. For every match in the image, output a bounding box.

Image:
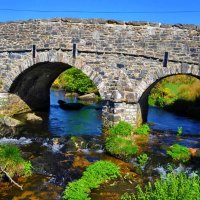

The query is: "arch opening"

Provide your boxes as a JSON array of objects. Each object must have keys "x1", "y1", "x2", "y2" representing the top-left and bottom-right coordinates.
[
  {"x1": 9, "y1": 62, "x2": 71, "y2": 111},
  {"x1": 138, "y1": 74, "x2": 200, "y2": 130},
  {"x1": 8, "y1": 61, "x2": 104, "y2": 136}
]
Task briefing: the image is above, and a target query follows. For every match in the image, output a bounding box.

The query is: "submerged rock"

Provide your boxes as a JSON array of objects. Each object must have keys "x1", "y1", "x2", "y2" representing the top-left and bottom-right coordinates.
[
  {"x1": 25, "y1": 113, "x2": 43, "y2": 123},
  {"x1": 61, "y1": 136, "x2": 87, "y2": 152},
  {"x1": 72, "y1": 156, "x2": 91, "y2": 168},
  {"x1": 0, "y1": 116, "x2": 24, "y2": 137}
]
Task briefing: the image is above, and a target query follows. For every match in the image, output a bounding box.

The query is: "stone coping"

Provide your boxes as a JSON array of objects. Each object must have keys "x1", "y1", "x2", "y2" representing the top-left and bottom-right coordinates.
[{"x1": 0, "y1": 17, "x2": 199, "y2": 30}]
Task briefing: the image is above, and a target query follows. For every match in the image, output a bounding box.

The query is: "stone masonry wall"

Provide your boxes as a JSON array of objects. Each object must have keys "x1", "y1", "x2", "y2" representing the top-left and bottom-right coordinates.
[
  {"x1": 0, "y1": 18, "x2": 199, "y2": 63},
  {"x1": 0, "y1": 18, "x2": 200, "y2": 127}
]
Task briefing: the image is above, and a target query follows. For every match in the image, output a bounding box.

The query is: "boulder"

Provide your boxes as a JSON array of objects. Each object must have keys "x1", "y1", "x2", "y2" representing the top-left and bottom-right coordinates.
[
  {"x1": 25, "y1": 113, "x2": 43, "y2": 123},
  {"x1": 0, "y1": 94, "x2": 31, "y2": 116},
  {"x1": 61, "y1": 136, "x2": 87, "y2": 152},
  {"x1": 78, "y1": 93, "x2": 97, "y2": 101},
  {"x1": 0, "y1": 116, "x2": 24, "y2": 137},
  {"x1": 65, "y1": 92, "x2": 79, "y2": 97}
]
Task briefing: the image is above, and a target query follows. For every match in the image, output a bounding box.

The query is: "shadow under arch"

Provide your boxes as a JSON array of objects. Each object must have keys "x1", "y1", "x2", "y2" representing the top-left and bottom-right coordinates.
[{"x1": 9, "y1": 61, "x2": 103, "y2": 111}]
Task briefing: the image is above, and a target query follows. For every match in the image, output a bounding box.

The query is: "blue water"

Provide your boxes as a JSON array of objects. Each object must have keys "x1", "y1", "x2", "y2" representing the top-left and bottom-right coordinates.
[
  {"x1": 46, "y1": 91, "x2": 200, "y2": 137},
  {"x1": 148, "y1": 106, "x2": 200, "y2": 135},
  {"x1": 48, "y1": 90, "x2": 102, "y2": 136}
]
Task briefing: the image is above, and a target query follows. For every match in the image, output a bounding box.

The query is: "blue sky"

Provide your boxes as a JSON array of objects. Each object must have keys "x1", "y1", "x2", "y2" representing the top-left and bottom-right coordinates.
[{"x1": 0, "y1": 0, "x2": 200, "y2": 25}]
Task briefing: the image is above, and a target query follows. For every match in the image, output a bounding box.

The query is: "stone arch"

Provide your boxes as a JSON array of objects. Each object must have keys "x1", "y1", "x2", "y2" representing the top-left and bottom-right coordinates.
[
  {"x1": 7, "y1": 50, "x2": 107, "y2": 110},
  {"x1": 134, "y1": 63, "x2": 200, "y2": 125}
]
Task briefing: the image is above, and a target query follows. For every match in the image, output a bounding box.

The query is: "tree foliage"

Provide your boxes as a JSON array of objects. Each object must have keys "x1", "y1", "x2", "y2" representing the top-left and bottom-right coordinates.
[{"x1": 52, "y1": 67, "x2": 98, "y2": 94}]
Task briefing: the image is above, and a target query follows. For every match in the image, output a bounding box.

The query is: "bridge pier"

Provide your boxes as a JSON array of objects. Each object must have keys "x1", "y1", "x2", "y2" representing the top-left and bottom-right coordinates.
[{"x1": 102, "y1": 100, "x2": 146, "y2": 128}]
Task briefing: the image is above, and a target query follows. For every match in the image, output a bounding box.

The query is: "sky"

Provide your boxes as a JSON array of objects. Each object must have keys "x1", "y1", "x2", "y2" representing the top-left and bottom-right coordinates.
[{"x1": 0, "y1": 0, "x2": 200, "y2": 25}]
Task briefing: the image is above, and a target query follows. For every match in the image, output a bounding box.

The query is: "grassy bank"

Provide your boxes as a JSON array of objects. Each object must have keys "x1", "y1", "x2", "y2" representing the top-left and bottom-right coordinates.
[{"x1": 149, "y1": 75, "x2": 200, "y2": 119}]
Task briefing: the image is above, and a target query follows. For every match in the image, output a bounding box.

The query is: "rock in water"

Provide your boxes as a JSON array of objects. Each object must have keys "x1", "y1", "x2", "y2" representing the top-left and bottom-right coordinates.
[
  {"x1": 25, "y1": 113, "x2": 43, "y2": 123},
  {"x1": 0, "y1": 116, "x2": 24, "y2": 137},
  {"x1": 58, "y1": 100, "x2": 84, "y2": 110},
  {"x1": 78, "y1": 93, "x2": 96, "y2": 101}
]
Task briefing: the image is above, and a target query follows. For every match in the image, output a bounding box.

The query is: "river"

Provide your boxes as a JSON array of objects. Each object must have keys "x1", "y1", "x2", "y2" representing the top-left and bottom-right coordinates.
[{"x1": 0, "y1": 90, "x2": 199, "y2": 199}]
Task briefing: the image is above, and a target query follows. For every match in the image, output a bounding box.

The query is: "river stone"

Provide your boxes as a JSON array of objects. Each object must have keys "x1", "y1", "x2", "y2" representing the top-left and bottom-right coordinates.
[
  {"x1": 61, "y1": 136, "x2": 87, "y2": 152},
  {"x1": 65, "y1": 92, "x2": 79, "y2": 97},
  {"x1": 25, "y1": 113, "x2": 43, "y2": 123},
  {"x1": 0, "y1": 94, "x2": 31, "y2": 116},
  {"x1": 78, "y1": 93, "x2": 96, "y2": 101},
  {"x1": 0, "y1": 116, "x2": 24, "y2": 137}
]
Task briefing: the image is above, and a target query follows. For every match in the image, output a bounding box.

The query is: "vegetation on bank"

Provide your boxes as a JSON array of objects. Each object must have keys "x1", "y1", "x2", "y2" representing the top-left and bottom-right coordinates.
[
  {"x1": 0, "y1": 144, "x2": 33, "y2": 190},
  {"x1": 63, "y1": 160, "x2": 121, "y2": 200},
  {"x1": 105, "y1": 121, "x2": 150, "y2": 157},
  {"x1": 137, "y1": 153, "x2": 149, "y2": 167},
  {"x1": 121, "y1": 172, "x2": 200, "y2": 200},
  {"x1": 52, "y1": 67, "x2": 98, "y2": 94},
  {"x1": 149, "y1": 75, "x2": 200, "y2": 119},
  {"x1": 167, "y1": 144, "x2": 190, "y2": 163}
]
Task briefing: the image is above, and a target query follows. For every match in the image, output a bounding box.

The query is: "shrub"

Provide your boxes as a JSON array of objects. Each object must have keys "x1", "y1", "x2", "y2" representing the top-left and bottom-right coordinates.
[
  {"x1": 63, "y1": 160, "x2": 121, "y2": 200},
  {"x1": 167, "y1": 144, "x2": 190, "y2": 162},
  {"x1": 121, "y1": 172, "x2": 200, "y2": 200},
  {"x1": 63, "y1": 179, "x2": 91, "y2": 200},
  {"x1": 106, "y1": 136, "x2": 138, "y2": 156},
  {"x1": 23, "y1": 161, "x2": 33, "y2": 176},
  {"x1": 0, "y1": 144, "x2": 33, "y2": 179},
  {"x1": 177, "y1": 126, "x2": 183, "y2": 137},
  {"x1": 109, "y1": 121, "x2": 133, "y2": 136},
  {"x1": 134, "y1": 124, "x2": 150, "y2": 135},
  {"x1": 52, "y1": 67, "x2": 98, "y2": 94},
  {"x1": 137, "y1": 153, "x2": 149, "y2": 167},
  {"x1": 82, "y1": 160, "x2": 121, "y2": 188}
]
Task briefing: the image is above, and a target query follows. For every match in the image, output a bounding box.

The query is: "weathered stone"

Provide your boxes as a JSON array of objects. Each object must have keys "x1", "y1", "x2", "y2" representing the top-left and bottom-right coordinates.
[
  {"x1": 0, "y1": 116, "x2": 24, "y2": 137},
  {"x1": 78, "y1": 93, "x2": 97, "y2": 101},
  {"x1": 0, "y1": 17, "x2": 199, "y2": 128},
  {"x1": 0, "y1": 93, "x2": 31, "y2": 116},
  {"x1": 25, "y1": 113, "x2": 43, "y2": 123}
]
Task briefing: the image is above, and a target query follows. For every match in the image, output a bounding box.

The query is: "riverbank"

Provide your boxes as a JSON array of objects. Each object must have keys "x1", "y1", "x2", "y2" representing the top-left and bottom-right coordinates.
[{"x1": 149, "y1": 75, "x2": 200, "y2": 120}]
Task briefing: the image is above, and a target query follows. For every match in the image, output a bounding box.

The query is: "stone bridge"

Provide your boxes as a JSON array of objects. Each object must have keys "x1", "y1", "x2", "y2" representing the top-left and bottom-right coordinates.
[{"x1": 0, "y1": 18, "x2": 200, "y2": 127}]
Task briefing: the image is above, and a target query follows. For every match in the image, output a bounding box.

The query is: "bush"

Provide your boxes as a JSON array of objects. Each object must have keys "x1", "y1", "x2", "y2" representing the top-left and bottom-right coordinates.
[
  {"x1": 83, "y1": 160, "x2": 121, "y2": 188},
  {"x1": 63, "y1": 179, "x2": 91, "y2": 200},
  {"x1": 167, "y1": 144, "x2": 190, "y2": 162},
  {"x1": 0, "y1": 144, "x2": 32, "y2": 179},
  {"x1": 134, "y1": 124, "x2": 150, "y2": 135},
  {"x1": 121, "y1": 172, "x2": 200, "y2": 200},
  {"x1": 106, "y1": 136, "x2": 138, "y2": 156},
  {"x1": 109, "y1": 121, "x2": 133, "y2": 136},
  {"x1": 177, "y1": 126, "x2": 183, "y2": 137},
  {"x1": 137, "y1": 153, "x2": 149, "y2": 167},
  {"x1": 63, "y1": 160, "x2": 121, "y2": 200},
  {"x1": 52, "y1": 67, "x2": 98, "y2": 94}
]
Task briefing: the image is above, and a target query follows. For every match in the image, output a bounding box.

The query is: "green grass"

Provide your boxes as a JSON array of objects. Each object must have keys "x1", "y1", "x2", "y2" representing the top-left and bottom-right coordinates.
[
  {"x1": 0, "y1": 144, "x2": 33, "y2": 178},
  {"x1": 137, "y1": 153, "x2": 149, "y2": 167},
  {"x1": 63, "y1": 160, "x2": 121, "y2": 200},
  {"x1": 106, "y1": 136, "x2": 138, "y2": 156},
  {"x1": 121, "y1": 172, "x2": 200, "y2": 200},
  {"x1": 134, "y1": 124, "x2": 150, "y2": 135},
  {"x1": 109, "y1": 121, "x2": 133, "y2": 136}
]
